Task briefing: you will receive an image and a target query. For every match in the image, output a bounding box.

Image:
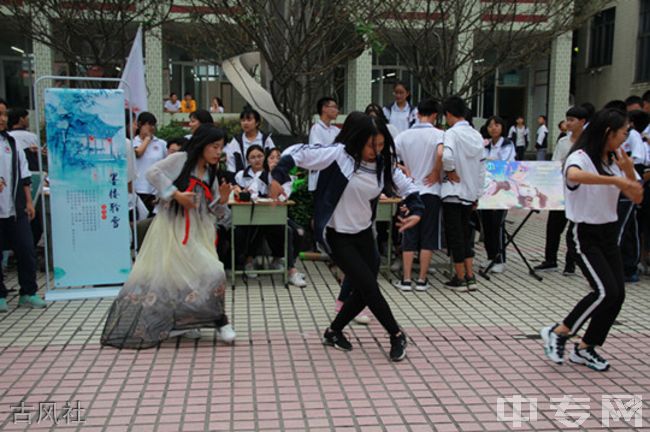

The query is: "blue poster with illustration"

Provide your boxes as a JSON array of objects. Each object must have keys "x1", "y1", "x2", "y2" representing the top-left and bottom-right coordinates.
[
  {"x1": 478, "y1": 161, "x2": 565, "y2": 210},
  {"x1": 45, "y1": 88, "x2": 131, "y2": 287}
]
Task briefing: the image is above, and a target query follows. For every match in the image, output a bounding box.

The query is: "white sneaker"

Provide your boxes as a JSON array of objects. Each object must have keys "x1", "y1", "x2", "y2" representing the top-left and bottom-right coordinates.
[
  {"x1": 414, "y1": 279, "x2": 429, "y2": 292},
  {"x1": 288, "y1": 272, "x2": 307, "y2": 288},
  {"x1": 354, "y1": 308, "x2": 371, "y2": 325},
  {"x1": 540, "y1": 324, "x2": 568, "y2": 365},
  {"x1": 390, "y1": 259, "x2": 402, "y2": 272},
  {"x1": 271, "y1": 258, "x2": 284, "y2": 270},
  {"x1": 244, "y1": 262, "x2": 258, "y2": 278},
  {"x1": 393, "y1": 279, "x2": 413, "y2": 292},
  {"x1": 490, "y1": 263, "x2": 505, "y2": 273},
  {"x1": 569, "y1": 344, "x2": 610, "y2": 371},
  {"x1": 217, "y1": 324, "x2": 236, "y2": 343},
  {"x1": 427, "y1": 266, "x2": 436, "y2": 275}
]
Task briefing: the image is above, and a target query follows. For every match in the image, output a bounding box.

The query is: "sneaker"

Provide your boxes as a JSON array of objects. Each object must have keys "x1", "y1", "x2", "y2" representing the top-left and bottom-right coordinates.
[
  {"x1": 414, "y1": 279, "x2": 429, "y2": 292},
  {"x1": 322, "y1": 328, "x2": 352, "y2": 351},
  {"x1": 562, "y1": 268, "x2": 576, "y2": 277},
  {"x1": 244, "y1": 262, "x2": 258, "y2": 279},
  {"x1": 183, "y1": 329, "x2": 202, "y2": 339},
  {"x1": 393, "y1": 279, "x2": 413, "y2": 292},
  {"x1": 0, "y1": 298, "x2": 7, "y2": 313},
  {"x1": 389, "y1": 332, "x2": 407, "y2": 362},
  {"x1": 288, "y1": 272, "x2": 307, "y2": 288},
  {"x1": 271, "y1": 258, "x2": 284, "y2": 271},
  {"x1": 540, "y1": 324, "x2": 568, "y2": 365},
  {"x1": 625, "y1": 272, "x2": 640, "y2": 283},
  {"x1": 490, "y1": 263, "x2": 505, "y2": 273},
  {"x1": 217, "y1": 324, "x2": 236, "y2": 343},
  {"x1": 334, "y1": 299, "x2": 344, "y2": 313},
  {"x1": 18, "y1": 295, "x2": 46, "y2": 309},
  {"x1": 390, "y1": 259, "x2": 402, "y2": 272},
  {"x1": 534, "y1": 261, "x2": 558, "y2": 272},
  {"x1": 444, "y1": 276, "x2": 468, "y2": 292},
  {"x1": 354, "y1": 309, "x2": 371, "y2": 325},
  {"x1": 465, "y1": 275, "x2": 478, "y2": 291},
  {"x1": 569, "y1": 344, "x2": 610, "y2": 371},
  {"x1": 427, "y1": 266, "x2": 437, "y2": 275}
]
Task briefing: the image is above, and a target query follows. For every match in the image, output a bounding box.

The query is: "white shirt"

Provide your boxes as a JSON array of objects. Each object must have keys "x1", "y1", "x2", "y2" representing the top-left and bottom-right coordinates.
[
  {"x1": 383, "y1": 103, "x2": 416, "y2": 134},
  {"x1": 0, "y1": 134, "x2": 31, "y2": 218},
  {"x1": 164, "y1": 100, "x2": 181, "y2": 113},
  {"x1": 8, "y1": 129, "x2": 39, "y2": 153},
  {"x1": 564, "y1": 149, "x2": 623, "y2": 224},
  {"x1": 124, "y1": 138, "x2": 138, "y2": 184},
  {"x1": 536, "y1": 125, "x2": 548, "y2": 147},
  {"x1": 552, "y1": 135, "x2": 573, "y2": 163},
  {"x1": 224, "y1": 132, "x2": 275, "y2": 173},
  {"x1": 133, "y1": 135, "x2": 167, "y2": 194},
  {"x1": 394, "y1": 123, "x2": 444, "y2": 196},
  {"x1": 308, "y1": 120, "x2": 339, "y2": 191},
  {"x1": 328, "y1": 161, "x2": 382, "y2": 233},
  {"x1": 508, "y1": 125, "x2": 529, "y2": 148},
  {"x1": 622, "y1": 129, "x2": 646, "y2": 165},
  {"x1": 643, "y1": 124, "x2": 650, "y2": 166},
  {"x1": 484, "y1": 137, "x2": 516, "y2": 162}
]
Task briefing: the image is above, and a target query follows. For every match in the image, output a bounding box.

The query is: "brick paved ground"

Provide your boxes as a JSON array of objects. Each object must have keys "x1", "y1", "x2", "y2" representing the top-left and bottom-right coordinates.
[{"x1": 0, "y1": 210, "x2": 648, "y2": 431}]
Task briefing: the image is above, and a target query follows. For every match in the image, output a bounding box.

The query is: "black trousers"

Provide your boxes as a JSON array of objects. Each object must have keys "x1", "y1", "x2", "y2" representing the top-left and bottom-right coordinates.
[
  {"x1": 0, "y1": 216, "x2": 38, "y2": 298},
  {"x1": 235, "y1": 225, "x2": 296, "y2": 269},
  {"x1": 544, "y1": 210, "x2": 576, "y2": 269},
  {"x1": 443, "y1": 203, "x2": 474, "y2": 264},
  {"x1": 515, "y1": 146, "x2": 526, "y2": 161},
  {"x1": 328, "y1": 228, "x2": 399, "y2": 335},
  {"x1": 564, "y1": 222, "x2": 625, "y2": 346},
  {"x1": 479, "y1": 210, "x2": 507, "y2": 263},
  {"x1": 616, "y1": 198, "x2": 640, "y2": 276}
]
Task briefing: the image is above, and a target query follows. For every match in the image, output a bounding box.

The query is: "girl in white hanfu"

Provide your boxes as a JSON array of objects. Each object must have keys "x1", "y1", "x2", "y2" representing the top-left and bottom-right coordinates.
[{"x1": 101, "y1": 124, "x2": 236, "y2": 349}]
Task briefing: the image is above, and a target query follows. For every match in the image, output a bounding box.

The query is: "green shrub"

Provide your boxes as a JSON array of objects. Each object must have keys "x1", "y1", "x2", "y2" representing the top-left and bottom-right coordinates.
[{"x1": 156, "y1": 121, "x2": 187, "y2": 142}]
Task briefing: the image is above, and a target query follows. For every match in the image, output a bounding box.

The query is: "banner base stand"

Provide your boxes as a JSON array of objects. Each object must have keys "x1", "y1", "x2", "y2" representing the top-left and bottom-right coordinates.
[{"x1": 45, "y1": 287, "x2": 121, "y2": 302}]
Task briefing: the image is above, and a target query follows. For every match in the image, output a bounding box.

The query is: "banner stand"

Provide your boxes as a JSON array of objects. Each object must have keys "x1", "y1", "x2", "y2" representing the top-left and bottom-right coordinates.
[
  {"x1": 479, "y1": 210, "x2": 543, "y2": 282},
  {"x1": 33, "y1": 76, "x2": 137, "y2": 301}
]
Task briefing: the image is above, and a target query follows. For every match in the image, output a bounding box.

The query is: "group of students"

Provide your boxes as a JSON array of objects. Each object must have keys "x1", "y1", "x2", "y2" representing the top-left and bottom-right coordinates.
[
  {"x1": 1, "y1": 81, "x2": 646, "y2": 368},
  {"x1": 163, "y1": 92, "x2": 225, "y2": 115}
]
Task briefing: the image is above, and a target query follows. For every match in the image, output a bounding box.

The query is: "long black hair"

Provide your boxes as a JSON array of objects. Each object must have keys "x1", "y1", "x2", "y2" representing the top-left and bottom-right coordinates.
[
  {"x1": 569, "y1": 108, "x2": 628, "y2": 175},
  {"x1": 173, "y1": 124, "x2": 226, "y2": 193},
  {"x1": 364, "y1": 103, "x2": 389, "y2": 124},
  {"x1": 336, "y1": 112, "x2": 396, "y2": 195}
]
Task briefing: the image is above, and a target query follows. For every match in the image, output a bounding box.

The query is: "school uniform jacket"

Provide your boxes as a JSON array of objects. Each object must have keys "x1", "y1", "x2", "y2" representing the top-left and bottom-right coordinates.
[
  {"x1": 271, "y1": 143, "x2": 424, "y2": 253},
  {"x1": 1, "y1": 131, "x2": 31, "y2": 218}
]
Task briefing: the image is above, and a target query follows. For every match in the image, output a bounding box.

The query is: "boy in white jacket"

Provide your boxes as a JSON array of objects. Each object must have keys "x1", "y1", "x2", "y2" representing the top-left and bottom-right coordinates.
[{"x1": 440, "y1": 96, "x2": 486, "y2": 291}]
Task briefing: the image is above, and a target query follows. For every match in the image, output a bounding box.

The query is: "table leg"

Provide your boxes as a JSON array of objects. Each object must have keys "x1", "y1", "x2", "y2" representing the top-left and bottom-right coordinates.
[
  {"x1": 231, "y1": 224, "x2": 236, "y2": 288},
  {"x1": 284, "y1": 222, "x2": 288, "y2": 286}
]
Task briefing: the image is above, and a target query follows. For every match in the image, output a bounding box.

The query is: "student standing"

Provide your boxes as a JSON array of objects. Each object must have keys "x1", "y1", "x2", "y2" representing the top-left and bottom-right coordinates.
[
  {"x1": 508, "y1": 116, "x2": 529, "y2": 161},
  {"x1": 393, "y1": 98, "x2": 444, "y2": 291},
  {"x1": 224, "y1": 107, "x2": 275, "y2": 179},
  {"x1": 186, "y1": 109, "x2": 214, "y2": 140},
  {"x1": 535, "y1": 115, "x2": 548, "y2": 161},
  {"x1": 133, "y1": 112, "x2": 167, "y2": 216},
  {"x1": 440, "y1": 96, "x2": 486, "y2": 290},
  {"x1": 541, "y1": 108, "x2": 642, "y2": 372},
  {"x1": 0, "y1": 99, "x2": 46, "y2": 312},
  {"x1": 308, "y1": 97, "x2": 340, "y2": 191},
  {"x1": 383, "y1": 82, "x2": 417, "y2": 134},
  {"x1": 269, "y1": 114, "x2": 424, "y2": 362},
  {"x1": 535, "y1": 106, "x2": 588, "y2": 274},
  {"x1": 480, "y1": 116, "x2": 516, "y2": 274}
]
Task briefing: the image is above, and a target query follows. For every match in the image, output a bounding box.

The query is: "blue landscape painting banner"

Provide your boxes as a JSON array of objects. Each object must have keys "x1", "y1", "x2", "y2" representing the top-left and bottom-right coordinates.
[{"x1": 45, "y1": 88, "x2": 131, "y2": 287}]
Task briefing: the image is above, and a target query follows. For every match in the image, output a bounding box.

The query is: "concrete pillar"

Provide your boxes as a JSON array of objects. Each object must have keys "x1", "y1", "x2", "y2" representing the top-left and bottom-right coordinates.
[
  {"x1": 32, "y1": 15, "x2": 54, "y2": 123},
  {"x1": 345, "y1": 48, "x2": 372, "y2": 112},
  {"x1": 145, "y1": 25, "x2": 164, "y2": 121},
  {"x1": 548, "y1": 31, "x2": 573, "y2": 152}
]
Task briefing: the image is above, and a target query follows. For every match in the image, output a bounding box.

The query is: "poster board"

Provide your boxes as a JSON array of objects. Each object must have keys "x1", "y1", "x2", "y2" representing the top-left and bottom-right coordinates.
[
  {"x1": 45, "y1": 88, "x2": 131, "y2": 287},
  {"x1": 478, "y1": 161, "x2": 565, "y2": 210}
]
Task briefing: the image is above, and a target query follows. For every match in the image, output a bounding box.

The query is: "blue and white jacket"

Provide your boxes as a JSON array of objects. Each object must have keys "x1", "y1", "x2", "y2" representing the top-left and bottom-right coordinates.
[{"x1": 271, "y1": 143, "x2": 424, "y2": 252}]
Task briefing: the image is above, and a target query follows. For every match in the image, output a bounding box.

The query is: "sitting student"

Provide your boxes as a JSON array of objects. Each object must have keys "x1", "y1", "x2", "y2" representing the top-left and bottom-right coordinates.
[
  {"x1": 163, "y1": 93, "x2": 181, "y2": 113},
  {"x1": 233, "y1": 146, "x2": 306, "y2": 287},
  {"x1": 166, "y1": 137, "x2": 187, "y2": 155},
  {"x1": 224, "y1": 107, "x2": 275, "y2": 180},
  {"x1": 180, "y1": 92, "x2": 197, "y2": 113},
  {"x1": 393, "y1": 98, "x2": 444, "y2": 291}
]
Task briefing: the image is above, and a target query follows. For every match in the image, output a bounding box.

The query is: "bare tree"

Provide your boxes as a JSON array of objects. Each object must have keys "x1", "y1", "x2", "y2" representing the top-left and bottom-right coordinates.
[
  {"x1": 186, "y1": 0, "x2": 377, "y2": 137},
  {"x1": 3, "y1": 0, "x2": 172, "y2": 79},
  {"x1": 369, "y1": 0, "x2": 609, "y2": 101}
]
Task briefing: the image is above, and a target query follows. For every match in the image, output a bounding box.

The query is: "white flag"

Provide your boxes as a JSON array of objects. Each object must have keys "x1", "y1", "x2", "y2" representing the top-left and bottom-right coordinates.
[{"x1": 119, "y1": 26, "x2": 147, "y2": 114}]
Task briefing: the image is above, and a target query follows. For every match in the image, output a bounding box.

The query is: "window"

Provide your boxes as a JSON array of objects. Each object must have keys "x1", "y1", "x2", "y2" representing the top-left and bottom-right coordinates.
[
  {"x1": 589, "y1": 7, "x2": 615, "y2": 68},
  {"x1": 637, "y1": 0, "x2": 650, "y2": 82}
]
